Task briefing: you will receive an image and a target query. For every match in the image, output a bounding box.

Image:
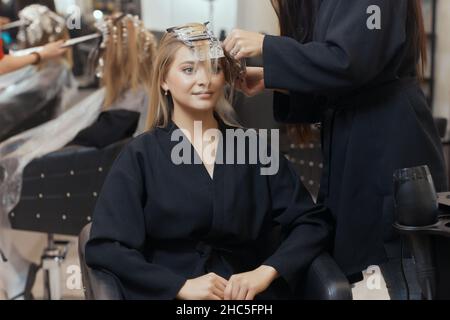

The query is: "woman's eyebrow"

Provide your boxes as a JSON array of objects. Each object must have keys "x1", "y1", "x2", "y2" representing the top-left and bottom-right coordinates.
[{"x1": 178, "y1": 61, "x2": 196, "y2": 66}]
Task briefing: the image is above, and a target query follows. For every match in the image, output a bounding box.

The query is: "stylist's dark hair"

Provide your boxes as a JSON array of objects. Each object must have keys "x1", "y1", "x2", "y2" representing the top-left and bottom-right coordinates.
[
  {"x1": 408, "y1": 0, "x2": 428, "y2": 77},
  {"x1": 270, "y1": 0, "x2": 427, "y2": 142}
]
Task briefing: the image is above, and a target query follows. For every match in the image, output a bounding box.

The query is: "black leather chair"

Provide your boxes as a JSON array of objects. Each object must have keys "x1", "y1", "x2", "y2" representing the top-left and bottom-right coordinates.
[
  {"x1": 78, "y1": 223, "x2": 353, "y2": 300},
  {"x1": 7, "y1": 141, "x2": 128, "y2": 299},
  {"x1": 9, "y1": 141, "x2": 128, "y2": 235}
]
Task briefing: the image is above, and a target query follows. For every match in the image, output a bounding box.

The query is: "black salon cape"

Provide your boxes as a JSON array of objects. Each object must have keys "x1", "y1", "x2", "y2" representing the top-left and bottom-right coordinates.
[
  {"x1": 85, "y1": 121, "x2": 333, "y2": 300},
  {"x1": 262, "y1": 0, "x2": 448, "y2": 276},
  {"x1": 70, "y1": 110, "x2": 140, "y2": 149}
]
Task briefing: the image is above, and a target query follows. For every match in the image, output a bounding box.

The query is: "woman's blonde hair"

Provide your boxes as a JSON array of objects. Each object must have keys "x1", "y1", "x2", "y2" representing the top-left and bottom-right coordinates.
[
  {"x1": 146, "y1": 23, "x2": 241, "y2": 130},
  {"x1": 96, "y1": 14, "x2": 157, "y2": 108}
]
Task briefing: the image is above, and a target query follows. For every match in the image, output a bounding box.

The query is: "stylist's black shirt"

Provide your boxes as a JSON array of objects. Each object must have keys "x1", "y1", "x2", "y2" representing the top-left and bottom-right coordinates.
[{"x1": 263, "y1": 0, "x2": 447, "y2": 275}]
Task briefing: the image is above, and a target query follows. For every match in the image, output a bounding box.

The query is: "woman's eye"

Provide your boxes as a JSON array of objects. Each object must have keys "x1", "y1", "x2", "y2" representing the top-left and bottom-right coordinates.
[
  {"x1": 213, "y1": 66, "x2": 222, "y2": 74},
  {"x1": 183, "y1": 67, "x2": 194, "y2": 74}
]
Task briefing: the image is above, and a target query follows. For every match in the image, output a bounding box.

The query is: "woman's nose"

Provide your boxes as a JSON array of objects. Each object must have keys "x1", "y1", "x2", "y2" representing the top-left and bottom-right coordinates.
[{"x1": 196, "y1": 66, "x2": 212, "y2": 87}]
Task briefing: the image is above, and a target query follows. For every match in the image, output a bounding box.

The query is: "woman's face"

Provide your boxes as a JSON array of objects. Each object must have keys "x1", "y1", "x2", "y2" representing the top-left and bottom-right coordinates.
[{"x1": 162, "y1": 45, "x2": 226, "y2": 114}]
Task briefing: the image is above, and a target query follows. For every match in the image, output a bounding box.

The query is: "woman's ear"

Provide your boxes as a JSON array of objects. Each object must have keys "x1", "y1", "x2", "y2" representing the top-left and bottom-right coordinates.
[{"x1": 161, "y1": 81, "x2": 169, "y2": 92}]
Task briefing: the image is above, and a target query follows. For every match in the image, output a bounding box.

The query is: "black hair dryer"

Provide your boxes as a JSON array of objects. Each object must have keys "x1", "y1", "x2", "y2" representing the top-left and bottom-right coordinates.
[{"x1": 393, "y1": 165, "x2": 438, "y2": 300}]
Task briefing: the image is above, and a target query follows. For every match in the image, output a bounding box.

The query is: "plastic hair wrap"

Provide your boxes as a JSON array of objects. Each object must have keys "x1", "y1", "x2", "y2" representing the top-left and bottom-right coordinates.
[
  {"x1": 17, "y1": 4, "x2": 66, "y2": 47},
  {"x1": 0, "y1": 62, "x2": 78, "y2": 143}
]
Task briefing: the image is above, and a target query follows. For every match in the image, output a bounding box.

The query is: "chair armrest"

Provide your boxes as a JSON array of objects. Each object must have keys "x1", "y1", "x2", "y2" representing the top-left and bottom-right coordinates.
[
  {"x1": 86, "y1": 270, "x2": 123, "y2": 300},
  {"x1": 79, "y1": 223, "x2": 123, "y2": 300},
  {"x1": 301, "y1": 252, "x2": 353, "y2": 300}
]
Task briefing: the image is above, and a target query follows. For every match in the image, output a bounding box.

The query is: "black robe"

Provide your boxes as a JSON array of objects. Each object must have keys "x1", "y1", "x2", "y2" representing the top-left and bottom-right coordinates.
[
  {"x1": 262, "y1": 0, "x2": 447, "y2": 276},
  {"x1": 85, "y1": 121, "x2": 333, "y2": 300}
]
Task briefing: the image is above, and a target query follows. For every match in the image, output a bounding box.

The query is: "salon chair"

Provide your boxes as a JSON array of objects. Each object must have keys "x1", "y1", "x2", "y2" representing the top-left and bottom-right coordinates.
[
  {"x1": 78, "y1": 223, "x2": 352, "y2": 300},
  {"x1": 8, "y1": 140, "x2": 128, "y2": 299}
]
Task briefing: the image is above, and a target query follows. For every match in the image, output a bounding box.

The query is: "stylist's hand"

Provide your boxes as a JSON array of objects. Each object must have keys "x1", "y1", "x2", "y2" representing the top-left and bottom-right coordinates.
[
  {"x1": 40, "y1": 40, "x2": 68, "y2": 61},
  {"x1": 223, "y1": 29, "x2": 265, "y2": 60},
  {"x1": 0, "y1": 17, "x2": 10, "y2": 26},
  {"x1": 177, "y1": 273, "x2": 228, "y2": 300},
  {"x1": 236, "y1": 67, "x2": 265, "y2": 97},
  {"x1": 224, "y1": 266, "x2": 279, "y2": 300}
]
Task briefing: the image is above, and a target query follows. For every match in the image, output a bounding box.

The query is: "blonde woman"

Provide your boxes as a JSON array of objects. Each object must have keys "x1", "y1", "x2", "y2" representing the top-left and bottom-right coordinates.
[{"x1": 86, "y1": 23, "x2": 332, "y2": 300}]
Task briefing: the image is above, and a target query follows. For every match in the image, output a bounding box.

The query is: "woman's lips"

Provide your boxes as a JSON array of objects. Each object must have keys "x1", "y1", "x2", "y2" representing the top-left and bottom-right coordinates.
[{"x1": 193, "y1": 92, "x2": 214, "y2": 99}]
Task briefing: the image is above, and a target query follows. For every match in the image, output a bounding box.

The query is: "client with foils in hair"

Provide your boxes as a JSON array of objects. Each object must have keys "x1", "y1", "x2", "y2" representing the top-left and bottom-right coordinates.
[{"x1": 86, "y1": 23, "x2": 333, "y2": 300}]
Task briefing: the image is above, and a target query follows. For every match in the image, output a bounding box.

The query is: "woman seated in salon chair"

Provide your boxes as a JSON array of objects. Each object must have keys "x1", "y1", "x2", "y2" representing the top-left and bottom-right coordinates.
[{"x1": 85, "y1": 23, "x2": 333, "y2": 300}]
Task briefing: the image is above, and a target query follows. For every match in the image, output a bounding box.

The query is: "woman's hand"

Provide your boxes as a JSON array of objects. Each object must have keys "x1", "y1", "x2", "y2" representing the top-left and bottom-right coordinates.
[
  {"x1": 223, "y1": 29, "x2": 265, "y2": 61},
  {"x1": 0, "y1": 17, "x2": 10, "y2": 27},
  {"x1": 39, "y1": 40, "x2": 68, "y2": 62},
  {"x1": 224, "y1": 266, "x2": 279, "y2": 300},
  {"x1": 177, "y1": 273, "x2": 228, "y2": 300},
  {"x1": 236, "y1": 67, "x2": 265, "y2": 97}
]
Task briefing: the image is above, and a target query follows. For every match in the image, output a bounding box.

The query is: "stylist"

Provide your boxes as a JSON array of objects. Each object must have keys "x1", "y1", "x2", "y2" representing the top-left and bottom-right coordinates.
[{"x1": 223, "y1": 0, "x2": 447, "y2": 300}]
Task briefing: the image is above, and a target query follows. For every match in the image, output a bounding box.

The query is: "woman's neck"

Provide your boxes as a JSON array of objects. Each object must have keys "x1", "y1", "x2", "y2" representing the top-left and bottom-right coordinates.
[
  {"x1": 172, "y1": 105, "x2": 219, "y2": 178},
  {"x1": 172, "y1": 106, "x2": 218, "y2": 136}
]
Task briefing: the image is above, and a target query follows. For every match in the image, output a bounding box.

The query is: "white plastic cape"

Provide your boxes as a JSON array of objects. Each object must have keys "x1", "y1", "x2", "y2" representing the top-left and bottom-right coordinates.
[
  {"x1": 0, "y1": 66, "x2": 35, "y2": 91},
  {"x1": 0, "y1": 62, "x2": 78, "y2": 142},
  {"x1": 0, "y1": 87, "x2": 148, "y2": 248},
  {"x1": 0, "y1": 89, "x2": 104, "y2": 226}
]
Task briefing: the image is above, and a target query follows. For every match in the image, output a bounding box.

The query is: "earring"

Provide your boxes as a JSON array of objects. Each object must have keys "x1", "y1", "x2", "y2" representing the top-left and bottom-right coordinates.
[{"x1": 165, "y1": 90, "x2": 169, "y2": 96}]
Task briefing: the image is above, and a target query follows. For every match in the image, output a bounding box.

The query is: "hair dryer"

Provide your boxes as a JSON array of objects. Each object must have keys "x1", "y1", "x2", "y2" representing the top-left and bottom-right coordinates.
[{"x1": 394, "y1": 165, "x2": 438, "y2": 300}]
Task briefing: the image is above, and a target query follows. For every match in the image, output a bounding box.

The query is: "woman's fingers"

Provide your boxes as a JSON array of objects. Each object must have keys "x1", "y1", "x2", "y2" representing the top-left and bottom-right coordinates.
[
  {"x1": 208, "y1": 293, "x2": 223, "y2": 301},
  {"x1": 236, "y1": 285, "x2": 248, "y2": 301},
  {"x1": 215, "y1": 279, "x2": 227, "y2": 292},
  {"x1": 234, "y1": 49, "x2": 248, "y2": 61},
  {"x1": 245, "y1": 290, "x2": 256, "y2": 301},
  {"x1": 224, "y1": 282, "x2": 233, "y2": 300},
  {"x1": 224, "y1": 35, "x2": 237, "y2": 54},
  {"x1": 223, "y1": 29, "x2": 237, "y2": 51},
  {"x1": 212, "y1": 285, "x2": 226, "y2": 300},
  {"x1": 231, "y1": 280, "x2": 241, "y2": 300}
]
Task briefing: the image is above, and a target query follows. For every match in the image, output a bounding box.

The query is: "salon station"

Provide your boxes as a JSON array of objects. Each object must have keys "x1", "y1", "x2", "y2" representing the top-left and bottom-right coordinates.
[{"x1": 1, "y1": 0, "x2": 450, "y2": 301}]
